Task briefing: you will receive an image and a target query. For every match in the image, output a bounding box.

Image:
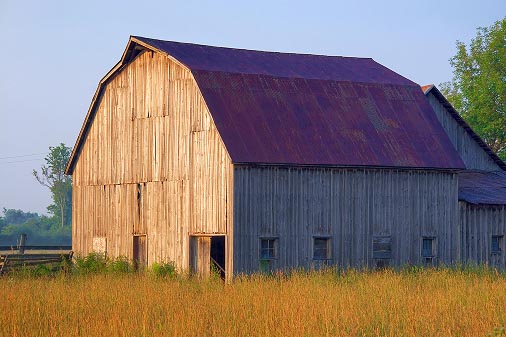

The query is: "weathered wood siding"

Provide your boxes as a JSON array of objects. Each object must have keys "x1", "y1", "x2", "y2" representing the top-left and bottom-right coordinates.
[
  {"x1": 460, "y1": 202, "x2": 506, "y2": 268},
  {"x1": 426, "y1": 92, "x2": 500, "y2": 171},
  {"x1": 233, "y1": 166, "x2": 459, "y2": 273},
  {"x1": 72, "y1": 50, "x2": 233, "y2": 272}
]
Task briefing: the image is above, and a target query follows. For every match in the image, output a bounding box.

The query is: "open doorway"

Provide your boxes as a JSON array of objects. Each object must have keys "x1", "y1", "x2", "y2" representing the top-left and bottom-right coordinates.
[
  {"x1": 190, "y1": 235, "x2": 226, "y2": 280},
  {"x1": 210, "y1": 236, "x2": 225, "y2": 280}
]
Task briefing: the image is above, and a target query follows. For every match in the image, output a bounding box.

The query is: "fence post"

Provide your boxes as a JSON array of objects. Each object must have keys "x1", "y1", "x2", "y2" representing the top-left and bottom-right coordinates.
[{"x1": 18, "y1": 233, "x2": 27, "y2": 255}]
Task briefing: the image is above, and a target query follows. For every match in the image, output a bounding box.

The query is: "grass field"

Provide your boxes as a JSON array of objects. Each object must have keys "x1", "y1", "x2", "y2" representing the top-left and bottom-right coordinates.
[{"x1": 1, "y1": 267, "x2": 505, "y2": 337}]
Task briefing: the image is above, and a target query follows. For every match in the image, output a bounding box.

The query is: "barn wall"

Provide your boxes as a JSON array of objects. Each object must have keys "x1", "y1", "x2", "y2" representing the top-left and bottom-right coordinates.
[
  {"x1": 72, "y1": 50, "x2": 233, "y2": 271},
  {"x1": 459, "y1": 202, "x2": 506, "y2": 268},
  {"x1": 233, "y1": 166, "x2": 459, "y2": 273},
  {"x1": 426, "y1": 92, "x2": 500, "y2": 171}
]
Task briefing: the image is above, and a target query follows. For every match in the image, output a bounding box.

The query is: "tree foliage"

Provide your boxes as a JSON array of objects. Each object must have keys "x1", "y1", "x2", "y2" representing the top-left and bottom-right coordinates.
[
  {"x1": 0, "y1": 208, "x2": 71, "y2": 245},
  {"x1": 0, "y1": 144, "x2": 73, "y2": 245},
  {"x1": 0, "y1": 208, "x2": 39, "y2": 226},
  {"x1": 441, "y1": 17, "x2": 506, "y2": 160},
  {"x1": 33, "y1": 143, "x2": 73, "y2": 228}
]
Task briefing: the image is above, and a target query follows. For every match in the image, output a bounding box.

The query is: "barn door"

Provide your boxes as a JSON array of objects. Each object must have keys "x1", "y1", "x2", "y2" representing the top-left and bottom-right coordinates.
[
  {"x1": 190, "y1": 236, "x2": 211, "y2": 278},
  {"x1": 133, "y1": 235, "x2": 147, "y2": 270}
]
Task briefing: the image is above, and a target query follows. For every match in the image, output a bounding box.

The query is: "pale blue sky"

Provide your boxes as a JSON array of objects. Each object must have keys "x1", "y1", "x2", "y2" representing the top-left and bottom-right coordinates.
[{"x1": 1, "y1": 0, "x2": 505, "y2": 214}]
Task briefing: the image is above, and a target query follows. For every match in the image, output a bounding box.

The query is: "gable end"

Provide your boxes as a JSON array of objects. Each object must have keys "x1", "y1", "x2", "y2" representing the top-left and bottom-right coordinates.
[{"x1": 422, "y1": 85, "x2": 506, "y2": 171}]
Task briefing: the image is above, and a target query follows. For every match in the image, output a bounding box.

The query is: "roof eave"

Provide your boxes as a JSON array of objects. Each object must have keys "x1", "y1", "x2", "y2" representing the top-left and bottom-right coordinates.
[
  {"x1": 65, "y1": 60, "x2": 122, "y2": 174},
  {"x1": 233, "y1": 162, "x2": 463, "y2": 172}
]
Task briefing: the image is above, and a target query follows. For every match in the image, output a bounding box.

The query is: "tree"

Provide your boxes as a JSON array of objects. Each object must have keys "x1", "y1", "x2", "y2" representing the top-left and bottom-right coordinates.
[
  {"x1": 0, "y1": 208, "x2": 71, "y2": 245},
  {"x1": 441, "y1": 17, "x2": 506, "y2": 160},
  {"x1": 0, "y1": 208, "x2": 39, "y2": 225},
  {"x1": 33, "y1": 143, "x2": 73, "y2": 228}
]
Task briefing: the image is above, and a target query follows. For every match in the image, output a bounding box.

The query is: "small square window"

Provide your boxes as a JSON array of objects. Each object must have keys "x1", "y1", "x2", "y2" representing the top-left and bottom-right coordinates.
[
  {"x1": 492, "y1": 235, "x2": 503, "y2": 254},
  {"x1": 422, "y1": 237, "x2": 436, "y2": 258},
  {"x1": 260, "y1": 238, "x2": 278, "y2": 260},
  {"x1": 373, "y1": 236, "x2": 392, "y2": 259},
  {"x1": 313, "y1": 237, "x2": 331, "y2": 260}
]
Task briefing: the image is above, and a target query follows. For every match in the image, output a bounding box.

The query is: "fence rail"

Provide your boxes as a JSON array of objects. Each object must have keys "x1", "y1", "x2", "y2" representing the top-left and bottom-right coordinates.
[
  {"x1": 0, "y1": 245, "x2": 72, "y2": 252},
  {"x1": 0, "y1": 235, "x2": 73, "y2": 274},
  {"x1": 0, "y1": 252, "x2": 73, "y2": 275}
]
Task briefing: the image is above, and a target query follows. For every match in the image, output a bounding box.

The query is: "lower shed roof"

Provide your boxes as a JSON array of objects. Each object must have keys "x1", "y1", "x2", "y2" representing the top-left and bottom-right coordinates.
[{"x1": 459, "y1": 171, "x2": 506, "y2": 205}]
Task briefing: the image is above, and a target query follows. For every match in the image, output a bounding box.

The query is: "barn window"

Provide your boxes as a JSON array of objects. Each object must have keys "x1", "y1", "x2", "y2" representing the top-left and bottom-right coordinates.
[
  {"x1": 422, "y1": 237, "x2": 436, "y2": 258},
  {"x1": 260, "y1": 238, "x2": 278, "y2": 260},
  {"x1": 313, "y1": 237, "x2": 331, "y2": 260},
  {"x1": 491, "y1": 235, "x2": 503, "y2": 254},
  {"x1": 372, "y1": 236, "x2": 392, "y2": 259}
]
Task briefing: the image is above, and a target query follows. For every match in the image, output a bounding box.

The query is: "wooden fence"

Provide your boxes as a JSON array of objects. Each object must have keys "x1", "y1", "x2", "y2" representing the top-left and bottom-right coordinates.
[{"x1": 0, "y1": 235, "x2": 72, "y2": 274}]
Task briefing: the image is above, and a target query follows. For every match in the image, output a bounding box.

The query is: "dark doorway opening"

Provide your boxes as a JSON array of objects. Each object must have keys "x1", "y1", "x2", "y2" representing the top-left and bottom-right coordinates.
[{"x1": 210, "y1": 236, "x2": 225, "y2": 280}]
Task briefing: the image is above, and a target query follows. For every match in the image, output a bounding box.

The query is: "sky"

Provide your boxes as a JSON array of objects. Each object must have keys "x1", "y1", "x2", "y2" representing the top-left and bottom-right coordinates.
[{"x1": 0, "y1": 0, "x2": 505, "y2": 215}]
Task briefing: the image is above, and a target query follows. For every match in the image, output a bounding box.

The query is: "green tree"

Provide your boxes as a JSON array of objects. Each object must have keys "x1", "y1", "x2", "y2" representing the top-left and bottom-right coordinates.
[
  {"x1": 0, "y1": 208, "x2": 71, "y2": 245},
  {"x1": 1, "y1": 207, "x2": 39, "y2": 225},
  {"x1": 33, "y1": 143, "x2": 73, "y2": 228},
  {"x1": 441, "y1": 17, "x2": 506, "y2": 160}
]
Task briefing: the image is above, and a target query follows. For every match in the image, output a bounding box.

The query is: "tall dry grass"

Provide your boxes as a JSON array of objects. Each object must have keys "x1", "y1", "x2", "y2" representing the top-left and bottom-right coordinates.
[{"x1": 1, "y1": 268, "x2": 505, "y2": 336}]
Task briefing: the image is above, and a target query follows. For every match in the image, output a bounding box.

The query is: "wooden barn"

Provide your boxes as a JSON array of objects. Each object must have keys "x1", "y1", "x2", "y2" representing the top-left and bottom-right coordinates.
[
  {"x1": 422, "y1": 85, "x2": 506, "y2": 269},
  {"x1": 66, "y1": 36, "x2": 506, "y2": 279}
]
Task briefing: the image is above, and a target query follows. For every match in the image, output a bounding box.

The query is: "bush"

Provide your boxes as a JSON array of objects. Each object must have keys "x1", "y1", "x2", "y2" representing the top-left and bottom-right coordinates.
[
  {"x1": 150, "y1": 261, "x2": 177, "y2": 279},
  {"x1": 32, "y1": 264, "x2": 53, "y2": 277},
  {"x1": 106, "y1": 256, "x2": 134, "y2": 274},
  {"x1": 73, "y1": 253, "x2": 136, "y2": 275},
  {"x1": 9, "y1": 263, "x2": 54, "y2": 278},
  {"x1": 73, "y1": 253, "x2": 107, "y2": 274}
]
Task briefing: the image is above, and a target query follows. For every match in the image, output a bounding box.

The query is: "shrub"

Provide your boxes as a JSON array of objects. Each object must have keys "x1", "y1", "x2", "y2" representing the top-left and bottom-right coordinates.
[
  {"x1": 32, "y1": 264, "x2": 53, "y2": 277},
  {"x1": 73, "y1": 254, "x2": 135, "y2": 275},
  {"x1": 9, "y1": 263, "x2": 54, "y2": 278},
  {"x1": 73, "y1": 253, "x2": 107, "y2": 274},
  {"x1": 106, "y1": 256, "x2": 134, "y2": 274},
  {"x1": 150, "y1": 261, "x2": 177, "y2": 279}
]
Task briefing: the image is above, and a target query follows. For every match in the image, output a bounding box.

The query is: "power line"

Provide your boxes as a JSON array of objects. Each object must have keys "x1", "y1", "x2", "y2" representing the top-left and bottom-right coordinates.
[
  {"x1": 0, "y1": 158, "x2": 45, "y2": 165},
  {"x1": 0, "y1": 152, "x2": 47, "y2": 160}
]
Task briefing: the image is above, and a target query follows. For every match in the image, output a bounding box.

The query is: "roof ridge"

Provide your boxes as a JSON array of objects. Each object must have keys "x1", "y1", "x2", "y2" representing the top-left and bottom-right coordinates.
[{"x1": 131, "y1": 35, "x2": 373, "y2": 61}]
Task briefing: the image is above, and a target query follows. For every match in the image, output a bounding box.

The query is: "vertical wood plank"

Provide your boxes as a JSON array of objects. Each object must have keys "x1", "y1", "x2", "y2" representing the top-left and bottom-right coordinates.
[{"x1": 71, "y1": 51, "x2": 233, "y2": 274}]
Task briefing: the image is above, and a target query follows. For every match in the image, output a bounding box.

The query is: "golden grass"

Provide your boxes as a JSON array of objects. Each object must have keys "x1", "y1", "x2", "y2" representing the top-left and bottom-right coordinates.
[{"x1": 1, "y1": 268, "x2": 505, "y2": 337}]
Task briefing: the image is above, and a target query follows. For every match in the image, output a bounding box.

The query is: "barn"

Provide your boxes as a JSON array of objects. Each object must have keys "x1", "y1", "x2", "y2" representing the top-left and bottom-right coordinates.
[
  {"x1": 422, "y1": 85, "x2": 506, "y2": 269},
  {"x1": 66, "y1": 36, "x2": 506, "y2": 279}
]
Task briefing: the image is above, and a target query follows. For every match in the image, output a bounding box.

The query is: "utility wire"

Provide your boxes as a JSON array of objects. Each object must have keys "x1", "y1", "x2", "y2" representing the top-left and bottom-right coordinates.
[
  {"x1": 0, "y1": 158, "x2": 45, "y2": 165},
  {"x1": 0, "y1": 152, "x2": 47, "y2": 160}
]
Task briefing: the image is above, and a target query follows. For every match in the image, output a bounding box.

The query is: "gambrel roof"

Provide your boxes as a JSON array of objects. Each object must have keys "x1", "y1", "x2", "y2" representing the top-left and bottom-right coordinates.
[{"x1": 67, "y1": 36, "x2": 465, "y2": 173}]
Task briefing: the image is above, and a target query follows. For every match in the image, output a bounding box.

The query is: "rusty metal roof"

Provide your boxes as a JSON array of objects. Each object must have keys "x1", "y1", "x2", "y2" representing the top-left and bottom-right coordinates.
[
  {"x1": 193, "y1": 71, "x2": 463, "y2": 167},
  {"x1": 459, "y1": 171, "x2": 506, "y2": 205},
  {"x1": 134, "y1": 37, "x2": 414, "y2": 85},
  {"x1": 67, "y1": 37, "x2": 467, "y2": 173}
]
